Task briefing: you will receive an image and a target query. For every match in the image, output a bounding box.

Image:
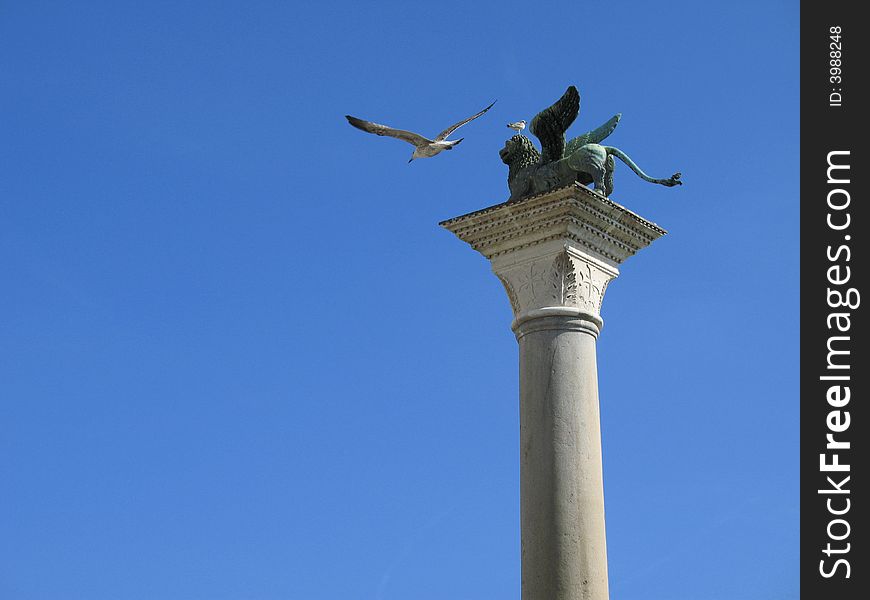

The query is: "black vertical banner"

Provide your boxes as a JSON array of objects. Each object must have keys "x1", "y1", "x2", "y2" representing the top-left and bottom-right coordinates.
[{"x1": 801, "y1": 3, "x2": 867, "y2": 597}]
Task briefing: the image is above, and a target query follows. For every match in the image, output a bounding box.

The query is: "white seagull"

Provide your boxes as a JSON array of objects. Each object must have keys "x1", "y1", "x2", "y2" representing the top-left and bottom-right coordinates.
[
  {"x1": 507, "y1": 119, "x2": 526, "y2": 135},
  {"x1": 346, "y1": 100, "x2": 496, "y2": 162}
]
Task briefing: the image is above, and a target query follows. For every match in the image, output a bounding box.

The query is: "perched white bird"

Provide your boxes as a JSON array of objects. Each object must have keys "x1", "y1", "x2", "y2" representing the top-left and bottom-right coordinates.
[
  {"x1": 346, "y1": 101, "x2": 496, "y2": 162},
  {"x1": 507, "y1": 119, "x2": 526, "y2": 135}
]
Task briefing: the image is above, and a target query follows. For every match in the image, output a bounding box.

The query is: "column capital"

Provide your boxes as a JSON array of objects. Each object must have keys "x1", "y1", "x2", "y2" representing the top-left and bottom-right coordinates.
[{"x1": 440, "y1": 184, "x2": 667, "y2": 329}]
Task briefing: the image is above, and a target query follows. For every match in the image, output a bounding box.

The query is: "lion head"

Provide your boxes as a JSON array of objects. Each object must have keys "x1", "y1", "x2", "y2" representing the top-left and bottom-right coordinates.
[
  {"x1": 499, "y1": 135, "x2": 542, "y2": 200},
  {"x1": 499, "y1": 135, "x2": 540, "y2": 167},
  {"x1": 500, "y1": 135, "x2": 541, "y2": 193}
]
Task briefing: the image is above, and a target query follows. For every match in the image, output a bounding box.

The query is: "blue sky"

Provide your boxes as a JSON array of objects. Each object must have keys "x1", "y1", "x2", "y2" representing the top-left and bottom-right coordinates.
[{"x1": 1, "y1": 1, "x2": 798, "y2": 599}]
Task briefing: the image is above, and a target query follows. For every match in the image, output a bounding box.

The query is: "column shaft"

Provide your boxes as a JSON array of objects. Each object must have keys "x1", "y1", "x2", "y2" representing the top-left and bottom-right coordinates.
[{"x1": 517, "y1": 316, "x2": 608, "y2": 600}]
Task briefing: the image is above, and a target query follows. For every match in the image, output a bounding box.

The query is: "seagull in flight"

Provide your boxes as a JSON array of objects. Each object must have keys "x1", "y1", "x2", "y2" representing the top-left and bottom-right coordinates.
[
  {"x1": 346, "y1": 100, "x2": 496, "y2": 162},
  {"x1": 507, "y1": 119, "x2": 526, "y2": 135}
]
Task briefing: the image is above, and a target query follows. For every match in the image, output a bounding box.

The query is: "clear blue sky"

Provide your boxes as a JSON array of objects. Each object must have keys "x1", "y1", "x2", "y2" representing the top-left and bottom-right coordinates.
[{"x1": 1, "y1": 1, "x2": 798, "y2": 598}]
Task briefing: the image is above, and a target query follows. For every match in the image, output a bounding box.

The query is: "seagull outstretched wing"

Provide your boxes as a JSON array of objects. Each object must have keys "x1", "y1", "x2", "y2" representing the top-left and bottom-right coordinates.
[
  {"x1": 345, "y1": 116, "x2": 432, "y2": 146},
  {"x1": 529, "y1": 86, "x2": 580, "y2": 164},
  {"x1": 565, "y1": 114, "x2": 622, "y2": 155},
  {"x1": 434, "y1": 100, "x2": 497, "y2": 142}
]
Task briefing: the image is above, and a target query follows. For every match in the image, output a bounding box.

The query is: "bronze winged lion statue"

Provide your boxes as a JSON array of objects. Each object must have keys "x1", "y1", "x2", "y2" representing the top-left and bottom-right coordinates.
[{"x1": 500, "y1": 86, "x2": 681, "y2": 201}]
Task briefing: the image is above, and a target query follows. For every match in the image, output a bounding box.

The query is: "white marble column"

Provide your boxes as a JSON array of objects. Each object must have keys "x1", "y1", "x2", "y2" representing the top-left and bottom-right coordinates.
[{"x1": 441, "y1": 184, "x2": 666, "y2": 600}]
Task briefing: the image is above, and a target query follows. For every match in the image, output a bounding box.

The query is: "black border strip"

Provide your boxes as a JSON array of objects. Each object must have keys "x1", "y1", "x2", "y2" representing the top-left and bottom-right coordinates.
[{"x1": 801, "y1": 3, "x2": 867, "y2": 596}]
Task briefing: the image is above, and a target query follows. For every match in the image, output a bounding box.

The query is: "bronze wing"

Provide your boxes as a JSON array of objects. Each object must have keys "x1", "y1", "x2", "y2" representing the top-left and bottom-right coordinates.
[
  {"x1": 529, "y1": 86, "x2": 580, "y2": 164},
  {"x1": 565, "y1": 113, "x2": 622, "y2": 156}
]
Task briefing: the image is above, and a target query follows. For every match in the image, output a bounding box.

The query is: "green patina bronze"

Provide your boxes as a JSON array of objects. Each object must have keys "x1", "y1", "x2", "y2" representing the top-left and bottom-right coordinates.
[{"x1": 500, "y1": 86, "x2": 682, "y2": 201}]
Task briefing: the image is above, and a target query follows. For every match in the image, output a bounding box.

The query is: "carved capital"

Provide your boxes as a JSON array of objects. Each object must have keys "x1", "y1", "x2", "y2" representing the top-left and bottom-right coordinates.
[
  {"x1": 494, "y1": 247, "x2": 616, "y2": 329},
  {"x1": 441, "y1": 185, "x2": 666, "y2": 331}
]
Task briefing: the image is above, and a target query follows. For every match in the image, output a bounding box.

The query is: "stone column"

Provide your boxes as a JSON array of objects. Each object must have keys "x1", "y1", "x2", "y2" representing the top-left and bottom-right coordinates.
[{"x1": 440, "y1": 184, "x2": 666, "y2": 600}]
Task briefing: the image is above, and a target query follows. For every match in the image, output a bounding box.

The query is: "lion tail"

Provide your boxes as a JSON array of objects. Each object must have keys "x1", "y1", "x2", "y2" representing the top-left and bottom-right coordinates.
[{"x1": 604, "y1": 146, "x2": 682, "y2": 187}]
